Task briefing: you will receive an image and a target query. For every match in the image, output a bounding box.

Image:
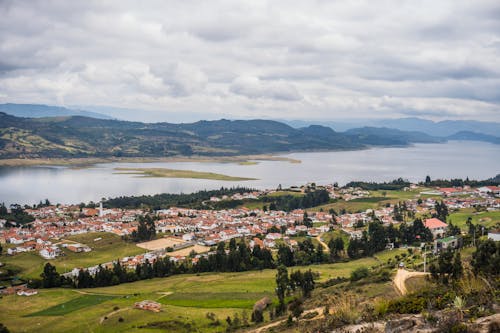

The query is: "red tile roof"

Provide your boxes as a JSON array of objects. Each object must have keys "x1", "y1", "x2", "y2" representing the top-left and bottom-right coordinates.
[{"x1": 425, "y1": 218, "x2": 447, "y2": 229}]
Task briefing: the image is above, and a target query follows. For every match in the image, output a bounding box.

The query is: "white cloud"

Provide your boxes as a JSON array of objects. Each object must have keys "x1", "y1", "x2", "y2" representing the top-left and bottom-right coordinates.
[
  {"x1": 0, "y1": 0, "x2": 499, "y2": 121},
  {"x1": 230, "y1": 76, "x2": 302, "y2": 101}
]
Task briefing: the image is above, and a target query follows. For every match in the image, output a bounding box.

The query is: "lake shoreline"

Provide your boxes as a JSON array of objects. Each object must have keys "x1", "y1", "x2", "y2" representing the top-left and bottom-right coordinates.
[{"x1": 0, "y1": 154, "x2": 302, "y2": 167}]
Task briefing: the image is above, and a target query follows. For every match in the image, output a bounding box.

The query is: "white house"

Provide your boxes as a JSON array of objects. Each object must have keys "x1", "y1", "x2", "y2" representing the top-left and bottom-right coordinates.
[{"x1": 488, "y1": 229, "x2": 500, "y2": 242}]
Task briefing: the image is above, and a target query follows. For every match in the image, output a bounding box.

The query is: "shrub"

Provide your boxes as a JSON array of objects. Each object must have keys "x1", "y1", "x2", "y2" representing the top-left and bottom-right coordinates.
[
  {"x1": 118, "y1": 317, "x2": 124, "y2": 322},
  {"x1": 373, "y1": 298, "x2": 389, "y2": 318},
  {"x1": 350, "y1": 267, "x2": 369, "y2": 282}
]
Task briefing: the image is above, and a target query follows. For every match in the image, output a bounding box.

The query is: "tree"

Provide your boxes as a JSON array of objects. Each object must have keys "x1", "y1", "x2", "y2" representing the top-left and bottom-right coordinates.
[
  {"x1": 301, "y1": 270, "x2": 315, "y2": 298},
  {"x1": 275, "y1": 265, "x2": 289, "y2": 315},
  {"x1": 0, "y1": 323, "x2": 10, "y2": 333},
  {"x1": 425, "y1": 175, "x2": 431, "y2": 184},
  {"x1": 472, "y1": 239, "x2": 500, "y2": 276},
  {"x1": 0, "y1": 242, "x2": 2, "y2": 256},
  {"x1": 41, "y1": 263, "x2": 61, "y2": 288},
  {"x1": 277, "y1": 245, "x2": 294, "y2": 267},
  {"x1": 288, "y1": 297, "x2": 304, "y2": 320},
  {"x1": 433, "y1": 201, "x2": 449, "y2": 222},
  {"x1": 451, "y1": 251, "x2": 463, "y2": 280}
]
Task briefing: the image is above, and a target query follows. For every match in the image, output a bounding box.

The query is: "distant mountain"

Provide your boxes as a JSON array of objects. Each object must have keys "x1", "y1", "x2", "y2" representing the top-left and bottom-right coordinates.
[
  {"x1": 447, "y1": 131, "x2": 500, "y2": 144},
  {"x1": 0, "y1": 103, "x2": 113, "y2": 120},
  {"x1": 374, "y1": 118, "x2": 500, "y2": 137},
  {"x1": 344, "y1": 127, "x2": 444, "y2": 146},
  {"x1": 282, "y1": 117, "x2": 500, "y2": 138},
  {"x1": 0, "y1": 113, "x2": 450, "y2": 159}
]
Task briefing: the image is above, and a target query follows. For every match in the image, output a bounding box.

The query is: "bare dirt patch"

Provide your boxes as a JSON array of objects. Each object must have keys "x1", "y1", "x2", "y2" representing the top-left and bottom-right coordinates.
[
  {"x1": 169, "y1": 244, "x2": 210, "y2": 257},
  {"x1": 137, "y1": 237, "x2": 185, "y2": 251}
]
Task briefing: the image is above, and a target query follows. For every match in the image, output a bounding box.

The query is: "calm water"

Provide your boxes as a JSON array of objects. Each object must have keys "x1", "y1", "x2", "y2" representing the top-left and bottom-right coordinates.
[{"x1": 1, "y1": 141, "x2": 499, "y2": 206}]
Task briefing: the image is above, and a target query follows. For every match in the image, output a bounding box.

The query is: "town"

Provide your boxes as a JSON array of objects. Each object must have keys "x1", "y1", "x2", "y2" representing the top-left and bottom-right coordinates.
[{"x1": 1, "y1": 182, "x2": 499, "y2": 292}]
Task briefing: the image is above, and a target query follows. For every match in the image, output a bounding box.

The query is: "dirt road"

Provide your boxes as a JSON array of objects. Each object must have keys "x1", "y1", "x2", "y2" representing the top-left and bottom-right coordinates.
[
  {"x1": 249, "y1": 306, "x2": 324, "y2": 333},
  {"x1": 393, "y1": 269, "x2": 429, "y2": 295},
  {"x1": 316, "y1": 234, "x2": 329, "y2": 252}
]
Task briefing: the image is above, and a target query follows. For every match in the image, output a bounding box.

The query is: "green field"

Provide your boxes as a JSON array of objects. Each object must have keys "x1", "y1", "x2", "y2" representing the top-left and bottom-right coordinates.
[
  {"x1": 26, "y1": 294, "x2": 117, "y2": 316},
  {"x1": 0, "y1": 251, "x2": 407, "y2": 333},
  {"x1": 1, "y1": 232, "x2": 144, "y2": 279},
  {"x1": 312, "y1": 189, "x2": 441, "y2": 213},
  {"x1": 447, "y1": 209, "x2": 500, "y2": 231},
  {"x1": 159, "y1": 292, "x2": 271, "y2": 309}
]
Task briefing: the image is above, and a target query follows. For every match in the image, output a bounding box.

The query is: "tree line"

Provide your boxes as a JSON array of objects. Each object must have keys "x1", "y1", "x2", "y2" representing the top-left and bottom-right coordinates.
[
  {"x1": 261, "y1": 189, "x2": 331, "y2": 212},
  {"x1": 103, "y1": 187, "x2": 255, "y2": 210}
]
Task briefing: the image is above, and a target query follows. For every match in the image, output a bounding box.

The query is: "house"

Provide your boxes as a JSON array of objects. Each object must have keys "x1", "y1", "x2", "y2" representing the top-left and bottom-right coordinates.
[
  {"x1": 488, "y1": 229, "x2": 500, "y2": 242},
  {"x1": 39, "y1": 247, "x2": 59, "y2": 259},
  {"x1": 424, "y1": 218, "x2": 448, "y2": 239},
  {"x1": 134, "y1": 300, "x2": 161, "y2": 312},
  {"x1": 17, "y1": 289, "x2": 38, "y2": 296},
  {"x1": 477, "y1": 186, "x2": 500, "y2": 194},
  {"x1": 66, "y1": 244, "x2": 91, "y2": 253},
  {"x1": 434, "y1": 236, "x2": 461, "y2": 253}
]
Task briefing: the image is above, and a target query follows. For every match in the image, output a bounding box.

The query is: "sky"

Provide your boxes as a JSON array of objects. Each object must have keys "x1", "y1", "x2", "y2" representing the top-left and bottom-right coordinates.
[{"x1": 0, "y1": 0, "x2": 499, "y2": 122}]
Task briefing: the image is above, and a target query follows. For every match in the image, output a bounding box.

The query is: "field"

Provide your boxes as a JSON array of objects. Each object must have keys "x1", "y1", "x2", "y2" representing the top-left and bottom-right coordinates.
[
  {"x1": 447, "y1": 208, "x2": 500, "y2": 231},
  {"x1": 114, "y1": 167, "x2": 256, "y2": 181},
  {"x1": 0, "y1": 251, "x2": 405, "y2": 333},
  {"x1": 136, "y1": 237, "x2": 185, "y2": 251},
  {"x1": 1, "y1": 233, "x2": 144, "y2": 279},
  {"x1": 26, "y1": 294, "x2": 117, "y2": 316},
  {"x1": 312, "y1": 189, "x2": 442, "y2": 213}
]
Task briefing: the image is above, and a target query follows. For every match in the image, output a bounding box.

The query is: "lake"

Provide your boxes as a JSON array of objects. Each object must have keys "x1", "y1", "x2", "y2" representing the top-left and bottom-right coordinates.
[{"x1": 1, "y1": 141, "x2": 499, "y2": 206}]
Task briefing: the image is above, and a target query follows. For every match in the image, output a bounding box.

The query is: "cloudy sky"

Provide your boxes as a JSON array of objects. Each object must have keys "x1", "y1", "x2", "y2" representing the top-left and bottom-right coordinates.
[{"x1": 1, "y1": 0, "x2": 499, "y2": 122}]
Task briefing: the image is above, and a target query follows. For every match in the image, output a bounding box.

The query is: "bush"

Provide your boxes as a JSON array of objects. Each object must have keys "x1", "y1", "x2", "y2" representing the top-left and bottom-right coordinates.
[
  {"x1": 387, "y1": 296, "x2": 425, "y2": 314},
  {"x1": 350, "y1": 267, "x2": 369, "y2": 282},
  {"x1": 373, "y1": 298, "x2": 389, "y2": 318},
  {"x1": 118, "y1": 317, "x2": 124, "y2": 323}
]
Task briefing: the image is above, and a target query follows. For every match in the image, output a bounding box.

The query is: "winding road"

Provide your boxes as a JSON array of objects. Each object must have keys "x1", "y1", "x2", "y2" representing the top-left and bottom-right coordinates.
[{"x1": 393, "y1": 269, "x2": 429, "y2": 295}]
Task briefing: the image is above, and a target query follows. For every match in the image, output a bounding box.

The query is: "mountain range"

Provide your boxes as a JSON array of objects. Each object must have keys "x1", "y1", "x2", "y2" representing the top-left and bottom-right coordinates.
[
  {"x1": 0, "y1": 103, "x2": 113, "y2": 120},
  {"x1": 0, "y1": 103, "x2": 498, "y2": 159}
]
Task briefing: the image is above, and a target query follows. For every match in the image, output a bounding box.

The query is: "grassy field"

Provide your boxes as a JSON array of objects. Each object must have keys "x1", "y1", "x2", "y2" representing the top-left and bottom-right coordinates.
[
  {"x1": 0, "y1": 251, "x2": 406, "y2": 333},
  {"x1": 114, "y1": 167, "x2": 256, "y2": 181},
  {"x1": 26, "y1": 294, "x2": 117, "y2": 316},
  {"x1": 1, "y1": 233, "x2": 144, "y2": 279},
  {"x1": 311, "y1": 189, "x2": 441, "y2": 213},
  {"x1": 447, "y1": 208, "x2": 500, "y2": 231}
]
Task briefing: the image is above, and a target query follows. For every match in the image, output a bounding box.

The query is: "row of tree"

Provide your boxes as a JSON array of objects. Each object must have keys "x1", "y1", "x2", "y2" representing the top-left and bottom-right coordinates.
[
  {"x1": 261, "y1": 189, "x2": 331, "y2": 212},
  {"x1": 103, "y1": 187, "x2": 255, "y2": 209}
]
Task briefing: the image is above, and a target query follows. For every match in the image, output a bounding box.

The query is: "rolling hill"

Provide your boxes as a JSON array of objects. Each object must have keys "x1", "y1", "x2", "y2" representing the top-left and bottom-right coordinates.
[{"x1": 0, "y1": 113, "x2": 443, "y2": 159}]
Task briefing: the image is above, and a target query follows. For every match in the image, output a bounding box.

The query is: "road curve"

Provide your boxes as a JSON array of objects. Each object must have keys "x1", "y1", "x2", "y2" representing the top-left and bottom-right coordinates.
[{"x1": 393, "y1": 269, "x2": 429, "y2": 295}]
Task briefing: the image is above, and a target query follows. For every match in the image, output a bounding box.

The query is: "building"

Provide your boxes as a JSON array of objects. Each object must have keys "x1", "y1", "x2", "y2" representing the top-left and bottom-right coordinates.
[
  {"x1": 488, "y1": 229, "x2": 500, "y2": 242},
  {"x1": 424, "y1": 218, "x2": 448, "y2": 239},
  {"x1": 134, "y1": 300, "x2": 161, "y2": 312},
  {"x1": 434, "y1": 236, "x2": 461, "y2": 253}
]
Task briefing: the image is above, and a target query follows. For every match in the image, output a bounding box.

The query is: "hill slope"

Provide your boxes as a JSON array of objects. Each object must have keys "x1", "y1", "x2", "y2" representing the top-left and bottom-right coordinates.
[{"x1": 0, "y1": 113, "x2": 486, "y2": 159}]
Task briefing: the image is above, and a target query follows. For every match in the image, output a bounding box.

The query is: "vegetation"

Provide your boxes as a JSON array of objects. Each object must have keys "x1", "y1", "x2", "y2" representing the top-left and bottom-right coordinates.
[
  {"x1": 0, "y1": 203, "x2": 34, "y2": 226},
  {"x1": 103, "y1": 186, "x2": 254, "y2": 209},
  {"x1": 261, "y1": 189, "x2": 331, "y2": 211},
  {"x1": 26, "y1": 294, "x2": 116, "y2": 316},
  {"x1": 344, "y1": 178, "x2": 410, "y2": 191},
  {"x1": 422, "y1": 174, "x2": 500, "y2": 187},
  {"x1": 114, "y1": 167, "x2": 256, "y2": 181}
]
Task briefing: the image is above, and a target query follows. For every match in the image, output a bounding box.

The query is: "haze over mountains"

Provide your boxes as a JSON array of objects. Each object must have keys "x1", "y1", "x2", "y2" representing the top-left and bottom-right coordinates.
[{"x1": 0, "y1": 103, "x2": 498, "y2": 159}]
